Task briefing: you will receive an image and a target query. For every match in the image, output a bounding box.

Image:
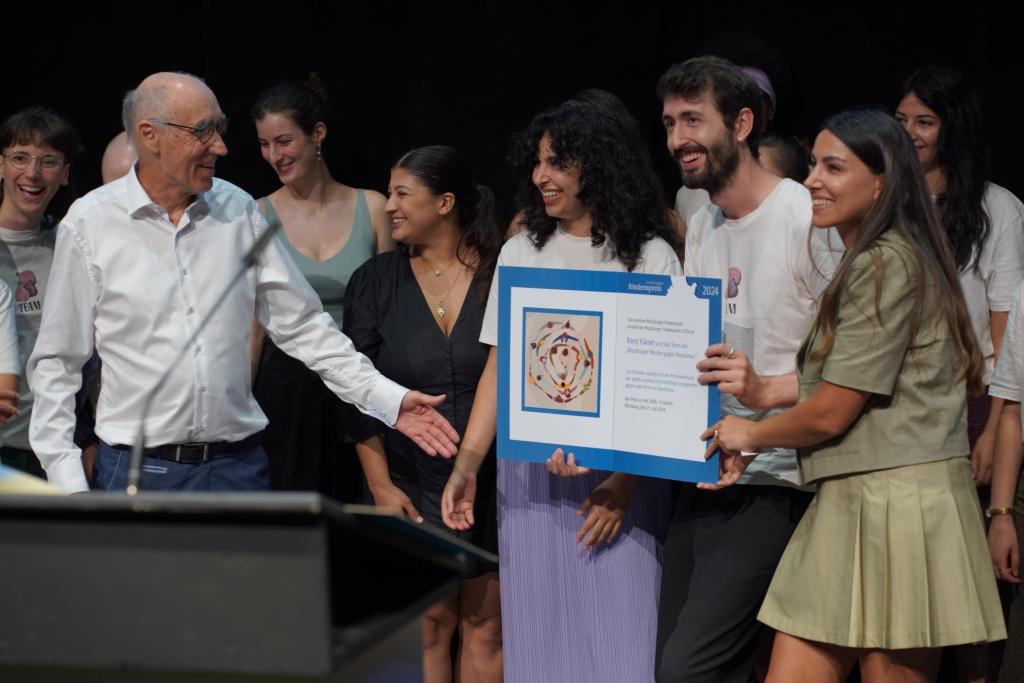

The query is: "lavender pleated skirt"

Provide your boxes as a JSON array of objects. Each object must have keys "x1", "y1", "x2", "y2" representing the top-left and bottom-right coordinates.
[{"x1": 498, "y1": 460, "x2": 672, "y2": 683}]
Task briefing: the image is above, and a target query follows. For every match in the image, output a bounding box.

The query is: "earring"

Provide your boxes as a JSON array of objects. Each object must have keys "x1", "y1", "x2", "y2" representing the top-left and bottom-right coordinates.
[{"x1": 315, "y1": 144, "x2": 323, "y2": 161}]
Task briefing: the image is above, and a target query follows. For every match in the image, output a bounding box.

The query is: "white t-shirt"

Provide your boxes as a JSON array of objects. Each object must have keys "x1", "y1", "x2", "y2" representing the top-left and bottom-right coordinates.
[
  {"x1": 958, "y1": 183, "x2": 1024, "y2": 385},
  {"x1": 674, "y1": 186, "x2": 712, "y2": 223},
  {"x1": 0, "y1": 226, "x2": 55, "y2": 450},
  {"x1": 990, "y1": 279, "x2": 1024, "y2": 425},
  {"x1": 480, "y1": 227, "x2": 682, "y2": 345},
  {"x1": 0, "y1": 281, "x2": 19, "y2": 376},
  {"x1": 685, "y1": 178, "x2": 841, "y2": 488}
]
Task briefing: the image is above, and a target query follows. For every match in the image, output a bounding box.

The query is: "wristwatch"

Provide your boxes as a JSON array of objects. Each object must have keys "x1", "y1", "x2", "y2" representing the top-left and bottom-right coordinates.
[{"x1": 985, "y1": 506, "x2": 1013, "y2": 519}]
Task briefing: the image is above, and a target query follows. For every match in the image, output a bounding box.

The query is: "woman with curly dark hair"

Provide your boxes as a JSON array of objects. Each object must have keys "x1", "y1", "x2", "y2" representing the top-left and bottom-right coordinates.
[{"x1": 441, "y1": 95, "x2": 681, "y2": 682}]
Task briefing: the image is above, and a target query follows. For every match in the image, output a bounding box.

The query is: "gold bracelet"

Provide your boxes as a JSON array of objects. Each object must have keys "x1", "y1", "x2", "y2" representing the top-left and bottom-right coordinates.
[{"x1": 985, "y1": 506, "x2": 1013, "y2": 519}]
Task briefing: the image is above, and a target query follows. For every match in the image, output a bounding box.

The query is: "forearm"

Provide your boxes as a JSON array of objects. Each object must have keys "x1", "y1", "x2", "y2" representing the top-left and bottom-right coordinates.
[
  {"x1": 745, "y1": 381, "x2": 868, "y2": 451},
  {"x1": 0, "y1": 372, "x2": 19, "y2": 395},
  {"x1": 982, "y1": 396, "x2": 1004, "y2": 438},
  {"x1": 355, "y1": 435, "x2": 392, "y2": 489},
  {"x1": 453, "y1": 348, "x2": 497, "y2": 475},
  {"x1": 756, "y1": 374, "x2": 798, "y2": 409},
  {"x1": 990, "y1": 401, "x2": 1023, "y2": 508},
  {"x1": 249, "y1": 316, "x2": 265, "y2": 388}
]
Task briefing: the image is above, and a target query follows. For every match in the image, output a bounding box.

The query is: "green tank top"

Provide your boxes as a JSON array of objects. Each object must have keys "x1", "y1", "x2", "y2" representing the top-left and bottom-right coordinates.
[{"x1": 257, "y1": 189, "x2": 376, "y2": 328}]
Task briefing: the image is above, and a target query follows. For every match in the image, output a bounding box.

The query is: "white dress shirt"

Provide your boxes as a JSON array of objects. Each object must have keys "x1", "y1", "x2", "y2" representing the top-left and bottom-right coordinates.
[{"x1": 28, "y1": 170, "x2": 407, "y2": 493}]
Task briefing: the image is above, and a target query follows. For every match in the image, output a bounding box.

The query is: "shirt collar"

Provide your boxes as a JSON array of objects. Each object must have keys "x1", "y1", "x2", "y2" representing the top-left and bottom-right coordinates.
[{"x1": 125, "y1": 163, "x2": 209, "y2": 220}]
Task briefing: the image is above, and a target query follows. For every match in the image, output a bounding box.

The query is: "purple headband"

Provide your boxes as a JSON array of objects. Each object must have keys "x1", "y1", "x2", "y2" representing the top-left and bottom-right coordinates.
[{"x1": 741, "y1": 66, "x2": 777, "y2": 110}]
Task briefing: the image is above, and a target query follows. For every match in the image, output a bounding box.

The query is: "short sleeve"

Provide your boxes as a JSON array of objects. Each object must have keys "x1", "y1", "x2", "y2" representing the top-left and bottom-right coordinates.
[
  {"x1": 341, "y1": 258, "x2": 388, "y2": 442},
  {"x1": 638, "y1": 237, "x2": 683, "y2": 276},
  {"x1": 980, "y1": 186, "x2": 1024, "y2": 313},
  {"x1": 991, "y1": 280, "x2": 1024, "y2": 402},
  {"x1": 480, "y1": 243, "x2": 513, "y2": 347},
  {"x1": 821, "y1": 244, "x2": 918, "y2": 396}
]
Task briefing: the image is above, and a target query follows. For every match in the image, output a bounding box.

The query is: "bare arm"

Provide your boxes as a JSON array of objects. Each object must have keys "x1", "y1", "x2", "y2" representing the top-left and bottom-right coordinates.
[
  {"x1": 712, "y1": 380, "x2": 870, "y2": 453},
  {"x1": 0, "y1": 373, "x2": 19, "y2": 422},
  {"x1": 441, "y1": 347, "x2": 497, "y2": 529},
  {"x1": 971, "y1": 311, "x2": 1010, "y2": 484},
  {"x1": 249, "y1": 316, "x2": 265, "y2": 388},
  {"x1": 989, "y1": 400, "x2": 1023, "y2": 582},
  {"x1": 356, "y1": 434, "x2": 422, "y2": 521},
  {"x1": 697, "y1": 343, "x2": 798, "y2": 410}
]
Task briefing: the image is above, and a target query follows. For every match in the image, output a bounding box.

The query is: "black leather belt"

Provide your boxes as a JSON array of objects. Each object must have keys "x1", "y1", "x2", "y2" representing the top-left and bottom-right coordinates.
[{"x1": 110, "y1": 435, "x2": 258, "y2": 464}]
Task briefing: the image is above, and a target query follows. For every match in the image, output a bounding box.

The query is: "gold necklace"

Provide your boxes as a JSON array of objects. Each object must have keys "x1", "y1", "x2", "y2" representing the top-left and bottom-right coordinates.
[
  {"x1": 418, "y1": 252, "x2": 457, "y2": 278},
  {"x1": 435, "y1": 267, "x2": 464, "y2": 318}
]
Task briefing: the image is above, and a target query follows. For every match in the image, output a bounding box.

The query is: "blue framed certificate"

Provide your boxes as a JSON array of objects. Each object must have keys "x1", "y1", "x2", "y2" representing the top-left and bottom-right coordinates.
[{"x1": 497, "y1": 266, "x2": 723, "y2": 483}]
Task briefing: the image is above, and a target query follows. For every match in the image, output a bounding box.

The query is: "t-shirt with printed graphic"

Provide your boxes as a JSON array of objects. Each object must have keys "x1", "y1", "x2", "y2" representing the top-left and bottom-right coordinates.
[
  {"x1": 0, "y1": 226, "x2": 55, "y2": 450},
  {"x1": 684, "y1": 178, "x2": 841, "y2": 488}
]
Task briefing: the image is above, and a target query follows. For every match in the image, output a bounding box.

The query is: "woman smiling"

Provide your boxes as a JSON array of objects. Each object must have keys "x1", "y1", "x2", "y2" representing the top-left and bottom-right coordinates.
[
  {"x1": 708, "y1": 109, "x2": 1005, "y2": 682},
  {"x1": 249, "y1": 77, "x2": 394, "y2": 500}
]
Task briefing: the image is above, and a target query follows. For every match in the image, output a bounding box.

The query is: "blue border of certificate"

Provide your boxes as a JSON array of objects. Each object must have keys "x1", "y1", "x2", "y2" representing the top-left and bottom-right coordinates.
[
  {"x1": 497, "y1": 266, "x2": 722, "y2": 483},
  {"x1": 521, "y1": 307, "x2": 603, "y2": 418}
]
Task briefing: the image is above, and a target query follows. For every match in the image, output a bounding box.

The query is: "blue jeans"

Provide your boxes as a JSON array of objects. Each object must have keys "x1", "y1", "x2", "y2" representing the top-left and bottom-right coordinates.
[{"x1": 93, "y1": 435, "x2": 271, "y2": 492}]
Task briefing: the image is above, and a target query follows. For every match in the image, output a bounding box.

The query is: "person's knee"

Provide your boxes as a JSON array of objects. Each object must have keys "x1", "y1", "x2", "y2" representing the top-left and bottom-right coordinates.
[
  {"x1": 461, "y1": 610, "x2": 503, "y2": 651},
  {"x1": 422, "y1": 608, "x2": 457, "y2": 650}
]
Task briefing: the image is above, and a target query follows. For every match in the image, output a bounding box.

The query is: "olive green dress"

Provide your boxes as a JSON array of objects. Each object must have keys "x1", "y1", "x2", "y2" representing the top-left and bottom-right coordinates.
[{"x1": 758, "y1": 232, "x2": 1006, "y2": 648}]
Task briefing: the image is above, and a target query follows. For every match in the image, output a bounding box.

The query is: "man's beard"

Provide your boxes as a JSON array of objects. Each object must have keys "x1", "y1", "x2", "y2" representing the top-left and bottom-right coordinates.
[{"x1": 678, "y1": 133, "x2": 741, "y2": 197}]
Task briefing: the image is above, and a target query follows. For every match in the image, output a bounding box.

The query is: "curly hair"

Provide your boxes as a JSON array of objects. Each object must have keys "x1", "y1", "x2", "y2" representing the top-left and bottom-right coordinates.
[{"x1": 508, "y1": 97, "x2": 678, "y2": 271}]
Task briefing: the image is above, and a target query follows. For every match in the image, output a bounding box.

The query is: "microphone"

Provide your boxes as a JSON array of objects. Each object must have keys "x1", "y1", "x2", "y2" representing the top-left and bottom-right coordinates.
[{"x1": 125, "y1": 213, "x2": 281, "y2": 495}]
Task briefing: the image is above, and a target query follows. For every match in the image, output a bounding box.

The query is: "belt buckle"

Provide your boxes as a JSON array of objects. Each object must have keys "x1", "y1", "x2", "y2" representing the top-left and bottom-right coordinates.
[{"x1": 173, "y1": 443, "x2": 210, "y2": 463}]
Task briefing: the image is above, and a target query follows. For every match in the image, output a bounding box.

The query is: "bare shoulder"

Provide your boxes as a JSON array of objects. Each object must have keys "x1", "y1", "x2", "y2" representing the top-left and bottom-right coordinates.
[{"x1": 363, "y1": 188, "x2": 388, "y2": 211}]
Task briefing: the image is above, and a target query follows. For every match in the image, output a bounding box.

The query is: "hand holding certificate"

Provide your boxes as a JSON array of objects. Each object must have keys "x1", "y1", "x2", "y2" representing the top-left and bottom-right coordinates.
[{"x1": 497, "y1": 266, "x2": 723, "y2": 483}]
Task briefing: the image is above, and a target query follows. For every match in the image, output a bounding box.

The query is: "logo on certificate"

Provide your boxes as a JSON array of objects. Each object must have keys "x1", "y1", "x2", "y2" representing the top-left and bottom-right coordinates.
[{"x1": 522, "y1": 308, "x2": 602, "y2": 417}]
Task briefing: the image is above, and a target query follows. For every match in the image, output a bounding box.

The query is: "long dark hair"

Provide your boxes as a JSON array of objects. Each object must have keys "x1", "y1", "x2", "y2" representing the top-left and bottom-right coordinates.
[
  {"x1": 810, "y1": 109, "x2": 982, "y2": 392},
  {"x1": 509, "y1": 97, "x2": 678, "y2": 271},
  {"x1": 897, "y1": 67, "x2": 990, "y2": 272},
  {"x1": 394, "y1": 145, "x2": 501, "y2": 297},
  {"x1": 0, "y1": 106, "x2": 83, "y2": 224}
]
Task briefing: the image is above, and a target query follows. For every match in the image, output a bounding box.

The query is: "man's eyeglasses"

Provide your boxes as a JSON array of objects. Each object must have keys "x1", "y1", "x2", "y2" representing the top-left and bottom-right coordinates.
[
  {"x1": 149, "y1": 117, "x2": 229, "y2": 144},
  {"x1": 3, "y1": 151, "x2": 64, "y2": 172}
]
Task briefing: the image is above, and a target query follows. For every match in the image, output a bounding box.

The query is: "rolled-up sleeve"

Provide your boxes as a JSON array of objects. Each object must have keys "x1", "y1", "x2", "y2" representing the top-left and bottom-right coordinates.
[
  {"x1": 991, "y1": 281, "x2": 1024, "y2": 403},
  {"x1": 27, "y1": 223, "x2": 98, "y2": 493}
]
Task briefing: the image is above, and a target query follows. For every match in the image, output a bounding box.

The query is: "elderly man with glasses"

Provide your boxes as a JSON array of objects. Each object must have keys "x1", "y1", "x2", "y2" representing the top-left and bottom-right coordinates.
[{"x1": 26, "y1": 71, "x2": 459, "y2": 494}]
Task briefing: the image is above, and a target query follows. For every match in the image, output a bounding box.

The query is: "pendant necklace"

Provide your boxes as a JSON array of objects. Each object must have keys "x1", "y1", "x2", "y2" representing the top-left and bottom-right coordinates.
[{"x1": 435, "y1": 267, "x2": 464, "y2": 318}]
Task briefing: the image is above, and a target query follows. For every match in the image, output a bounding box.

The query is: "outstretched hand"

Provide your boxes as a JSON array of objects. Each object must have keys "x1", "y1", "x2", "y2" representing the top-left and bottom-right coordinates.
[
  {"x1": 441, "y1": 467, "x2": 477, "y2": 531},
  {"x1": 395, "y1": 391, "x2": 460, "y2": 458}
]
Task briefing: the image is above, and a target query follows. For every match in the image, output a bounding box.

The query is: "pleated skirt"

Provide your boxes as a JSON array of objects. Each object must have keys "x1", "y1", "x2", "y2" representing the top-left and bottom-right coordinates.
[{"x1": 758, "y1": 456, "x2": 1006, "y2": 649}]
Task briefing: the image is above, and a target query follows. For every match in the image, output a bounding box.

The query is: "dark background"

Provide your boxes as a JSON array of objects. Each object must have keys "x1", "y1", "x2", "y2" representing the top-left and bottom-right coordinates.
[{"x1": 8, "y1": 2, "x2": 1021, "y2": 221}]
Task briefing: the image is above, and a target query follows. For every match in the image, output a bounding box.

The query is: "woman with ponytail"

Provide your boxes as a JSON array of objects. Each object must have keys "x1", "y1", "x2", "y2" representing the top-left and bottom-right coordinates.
[
  {"x1": 250, "y1": 76, "x2": 394, "y2": 500},
  {"x1": 343, "y1": 145, "x2": 503, "y2": 682}
]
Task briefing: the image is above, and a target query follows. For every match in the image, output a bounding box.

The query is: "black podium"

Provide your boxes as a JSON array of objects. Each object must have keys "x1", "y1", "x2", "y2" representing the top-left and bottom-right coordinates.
[{"x1": 0, "y1": 492, "x2": 494, "y2": 681}]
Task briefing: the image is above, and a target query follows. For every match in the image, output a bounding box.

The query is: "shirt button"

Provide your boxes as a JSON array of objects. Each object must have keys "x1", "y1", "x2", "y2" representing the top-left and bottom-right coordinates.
[
  {"x1": 200, "y1": 385, "x2": 207, "y2": 393},
  {"x1": 195, "y1": 345, "x2": 202, "y2": 354},
  {"x1": 187, "y1": 307, "x2": 195, "y2": 315},
  {"x1": 181, "y1": 268, "x2": 188, "y2": 276}
]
